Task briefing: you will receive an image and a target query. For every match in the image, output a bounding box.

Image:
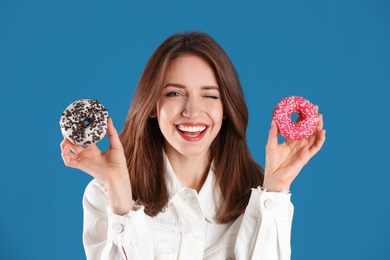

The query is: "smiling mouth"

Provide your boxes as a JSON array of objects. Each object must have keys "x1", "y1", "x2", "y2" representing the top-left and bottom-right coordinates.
[{"x1": 176, "y1": 125, "x2": 208, "y2": 137}]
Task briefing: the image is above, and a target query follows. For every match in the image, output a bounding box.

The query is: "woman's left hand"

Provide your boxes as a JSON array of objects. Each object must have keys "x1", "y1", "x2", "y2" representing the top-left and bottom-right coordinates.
[{"x1": 263, "y1": 105, "x2": 326, "y2": 192}]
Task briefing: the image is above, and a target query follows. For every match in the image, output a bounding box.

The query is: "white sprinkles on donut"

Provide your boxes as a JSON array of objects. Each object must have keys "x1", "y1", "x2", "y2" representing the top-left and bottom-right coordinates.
[
  {"x1": 272, "y1": 96, "x2": 318, "y2": 140},
  {"x1": 60, "y1": 99, "x2": 109, "y2": 145}
]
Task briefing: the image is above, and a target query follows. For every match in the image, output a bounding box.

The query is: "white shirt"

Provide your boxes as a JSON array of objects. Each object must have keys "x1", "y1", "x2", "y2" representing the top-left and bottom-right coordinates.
[{"x1": 82, "y1": 155, "x2": 294, "y2": 259}]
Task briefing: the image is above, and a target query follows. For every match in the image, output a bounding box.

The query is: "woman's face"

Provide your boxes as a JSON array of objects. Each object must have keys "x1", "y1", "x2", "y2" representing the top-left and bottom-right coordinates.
[{"x1": 155, "y1": 55, "x2": 224, "y2": 159}]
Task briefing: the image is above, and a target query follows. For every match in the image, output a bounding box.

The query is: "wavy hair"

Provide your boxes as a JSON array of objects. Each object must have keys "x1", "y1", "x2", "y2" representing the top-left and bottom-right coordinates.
[{"x1": 119, "y1": 31, "x2": 263, "y2": 224}]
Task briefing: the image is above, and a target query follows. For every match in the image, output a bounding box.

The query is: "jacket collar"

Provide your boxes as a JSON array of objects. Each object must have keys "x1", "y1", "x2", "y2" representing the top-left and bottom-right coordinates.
[{"x1": 164, "y1": 152, "x2": 223, "y2": 224}]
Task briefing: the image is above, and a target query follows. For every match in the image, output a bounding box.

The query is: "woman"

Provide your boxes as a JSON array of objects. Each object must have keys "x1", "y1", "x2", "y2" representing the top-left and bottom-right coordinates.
[{"x1": 60, "y1": 31, "x2": 326, "y2": 259}]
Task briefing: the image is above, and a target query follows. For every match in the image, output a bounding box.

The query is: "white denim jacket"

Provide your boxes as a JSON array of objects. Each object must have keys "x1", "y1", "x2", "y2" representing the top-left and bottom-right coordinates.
[{"x1": 83, "y1": 155, "x2": 294, "y2": 260}]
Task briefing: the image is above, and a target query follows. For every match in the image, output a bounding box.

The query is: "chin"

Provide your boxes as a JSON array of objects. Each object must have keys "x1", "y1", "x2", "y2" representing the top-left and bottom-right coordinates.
[
  {"x1": 164, "y1": 139, "x2": 210, "y2": 158},
  {"x1": 176, "y1": 145, "x2": 209, "y2": 157}
]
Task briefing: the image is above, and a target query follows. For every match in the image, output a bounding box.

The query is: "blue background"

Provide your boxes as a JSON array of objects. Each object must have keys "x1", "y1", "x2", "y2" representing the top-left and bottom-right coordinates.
[{"x1": 1, "y1": 0, "x2": 389, "y2": 259}]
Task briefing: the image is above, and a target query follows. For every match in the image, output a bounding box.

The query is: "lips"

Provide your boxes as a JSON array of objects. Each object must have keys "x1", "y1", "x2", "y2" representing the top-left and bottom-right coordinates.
[{"x1": 175, "y1": 123, "x2": 208, "y2": 141}]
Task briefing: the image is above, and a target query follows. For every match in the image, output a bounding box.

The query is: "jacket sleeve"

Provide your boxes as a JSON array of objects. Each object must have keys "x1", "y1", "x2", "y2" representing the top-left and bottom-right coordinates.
[
  {"x1": 82, "y1": 179, "x2": 154, "y2": 260},
  {"x1": 234, "y1": 187, "x2": 294, "y2": 260}
]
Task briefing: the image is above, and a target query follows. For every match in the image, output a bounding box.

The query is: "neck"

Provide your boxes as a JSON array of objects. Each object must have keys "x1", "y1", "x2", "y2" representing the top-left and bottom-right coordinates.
[{"x1": 165, "y1": 146, "x2": 210, "y2": 193}]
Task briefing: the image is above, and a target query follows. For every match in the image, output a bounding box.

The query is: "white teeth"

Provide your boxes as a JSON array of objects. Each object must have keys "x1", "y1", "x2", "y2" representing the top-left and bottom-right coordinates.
[{"x1": 177, "y1": 125, "x2": 207, "y2": 132}]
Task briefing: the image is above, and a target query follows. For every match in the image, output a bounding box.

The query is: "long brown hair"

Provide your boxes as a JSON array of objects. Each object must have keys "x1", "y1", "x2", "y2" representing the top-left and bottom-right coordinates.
[{"x1": 119, "y1": 31, "x2": 264, "y2": 224}]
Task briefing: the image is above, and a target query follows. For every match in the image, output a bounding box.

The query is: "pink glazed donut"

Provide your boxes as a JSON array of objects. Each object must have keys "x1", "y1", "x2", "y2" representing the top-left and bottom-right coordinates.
[{"x1": 272, "y1": 96, "x2": 318, "y2": 140}]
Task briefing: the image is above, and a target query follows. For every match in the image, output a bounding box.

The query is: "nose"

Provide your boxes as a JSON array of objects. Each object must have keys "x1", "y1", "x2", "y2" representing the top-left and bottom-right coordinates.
[{"x1": 182, "y1": 96, "x2": 202, "y2": 119}]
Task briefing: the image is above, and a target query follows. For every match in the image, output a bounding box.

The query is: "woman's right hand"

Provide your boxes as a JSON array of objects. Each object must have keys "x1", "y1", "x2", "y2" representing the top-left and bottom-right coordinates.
[{"x1": 60, "y1": 117, "x2": 133, "y2": 215}]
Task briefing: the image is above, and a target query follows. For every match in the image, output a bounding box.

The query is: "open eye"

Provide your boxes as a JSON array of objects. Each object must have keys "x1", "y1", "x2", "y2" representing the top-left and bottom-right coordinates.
[{"x1": 166, "y1": 92, "x2": 181, "y2": 97}]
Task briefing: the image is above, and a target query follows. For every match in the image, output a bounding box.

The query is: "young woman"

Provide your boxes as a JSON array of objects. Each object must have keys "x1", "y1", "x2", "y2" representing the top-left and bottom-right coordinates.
[{"x1": 60, "y1": 31, "x2": 326, "y2": 259}]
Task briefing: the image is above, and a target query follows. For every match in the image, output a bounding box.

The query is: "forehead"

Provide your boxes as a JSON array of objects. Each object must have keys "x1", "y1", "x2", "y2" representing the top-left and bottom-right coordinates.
[{"x1": 164, "y1": 55, "x2": 218, "y2": 86}]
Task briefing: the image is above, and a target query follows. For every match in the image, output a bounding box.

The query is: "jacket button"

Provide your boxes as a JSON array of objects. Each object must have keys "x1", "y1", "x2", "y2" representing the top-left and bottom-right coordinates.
[{"x1": 264, "y1": 199, "x2": 275, "y2": 209}]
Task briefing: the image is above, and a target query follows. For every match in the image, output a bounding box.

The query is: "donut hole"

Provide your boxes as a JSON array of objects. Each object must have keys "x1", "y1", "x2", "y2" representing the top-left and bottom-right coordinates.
[
  {"x1": 290, "y1": 113, "x2": 300, "y2": 123},
  {"x1": 81, "y1": 120, "x2": 90, "y2": 128}
]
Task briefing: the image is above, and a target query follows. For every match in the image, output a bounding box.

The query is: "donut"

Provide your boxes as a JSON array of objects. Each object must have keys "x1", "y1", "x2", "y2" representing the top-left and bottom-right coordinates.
[
  {"x1": 60, "y1": 99, "x2": 109, "y2": 145},
  {"x1": 272, "y1": 96, "x2": 318, "y2": 140}
]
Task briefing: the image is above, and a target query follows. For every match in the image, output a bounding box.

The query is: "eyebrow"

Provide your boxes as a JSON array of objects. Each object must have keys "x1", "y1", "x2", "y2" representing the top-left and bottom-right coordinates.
[{"x1": 164, "y1": 83, "x2": 220, "y2": 90}]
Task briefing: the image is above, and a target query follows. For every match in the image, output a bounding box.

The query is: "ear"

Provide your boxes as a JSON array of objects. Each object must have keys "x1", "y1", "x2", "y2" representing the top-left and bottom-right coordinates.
[
  {"x1": 150, "y1": 109, "x2": 157, "y2": 118},
  {"x1": 223, "y1": 111, "x2": 227, "y2": 119}
]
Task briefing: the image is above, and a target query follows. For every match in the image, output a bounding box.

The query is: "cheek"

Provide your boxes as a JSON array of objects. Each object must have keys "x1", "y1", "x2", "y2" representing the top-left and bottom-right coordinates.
[
  {"x1": 210, "y1": 103, "x2": 224, "y2": 127},
  {"x1": 157, "y1": 101, "x2": 178, "y2": 127}
]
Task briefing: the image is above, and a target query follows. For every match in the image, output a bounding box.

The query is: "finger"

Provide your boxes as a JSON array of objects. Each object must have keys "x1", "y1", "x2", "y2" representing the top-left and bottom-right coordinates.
[
  {"x1": 61, "y1": 138, "x2": 74, "y2": 153},
  {"x1": 61, "y1": 144, "x2": 78, "y2": 167},
  {"x1": 65, "y1": 155, "x2": 90, "y2": 172},
  {"x1": 60, "y1": 138, "x2": 69, "y2": 151},
  {"x1": 266, "y1": 120, "x2": 279, "y2": 152},
  {"x1": 315, "y1": 105, "x2": 319, "y2": 114},
  {"x1": 61, "y1": 144, "x2": 94, "y2": 173},
  {"x1": 60, "y1": 138, "x2": 84, "y2": 154},
  {"x1": 61, "y1": 149, "x2": 102, "y2": 178},
  {"x1": 82, "y1": 142, "x2": 100, "y2": 152},
  {"x1": 309, "y1": 129, "x2": 326, "y2": 157},
  {"x1": 316, "y1": 114, "x2": 324, "y2": 131},
  {"x1": 107, "y1": 117, "x2": 124, "y2": 150},
  {"x1": 68, "y1": 141, "x2": 84, "y2": 155}
]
